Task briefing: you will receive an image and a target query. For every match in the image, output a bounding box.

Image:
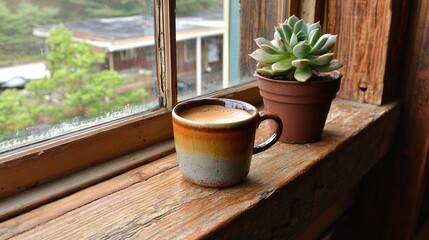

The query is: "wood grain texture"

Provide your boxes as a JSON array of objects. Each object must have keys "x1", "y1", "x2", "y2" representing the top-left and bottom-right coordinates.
[
  {"x1": 239, "y1": 0, "x2": 282, "y2": 79},
  {"x1": 382, "y1": 0, "x2": 429, "y2": 238},
  {"x1": 296, "y1": 0, "x2": 325, "y2": 23},
  {"x1": 415, "y1": 219, "x2": 429, "y2": 240},
  {"x1": 0, "y1": 140, "x2": 175, "y2": 222},
  {"x1": 325, "y1": 0, "x2": 392, "y2": 105},
  {"x1": 0, "y1": 99, "x2": 400, "y2": 240},
  {"x1": 0, "y1": 111, "x2": 173, "y2": 199}
]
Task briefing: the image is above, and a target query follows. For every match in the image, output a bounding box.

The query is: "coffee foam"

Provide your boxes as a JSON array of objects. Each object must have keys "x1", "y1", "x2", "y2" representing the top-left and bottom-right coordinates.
[{"x1": 180, "y1": 105, "x2": 252, "y2": 123}]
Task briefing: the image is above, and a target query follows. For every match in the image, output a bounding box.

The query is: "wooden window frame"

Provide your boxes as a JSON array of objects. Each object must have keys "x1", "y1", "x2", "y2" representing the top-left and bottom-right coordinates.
[
  {"x1": 0, "y1": 0, "x2": 178, "y2": 200},
  {"x1": 0, "y1": 0, "x2": 262, "y2": 201}
]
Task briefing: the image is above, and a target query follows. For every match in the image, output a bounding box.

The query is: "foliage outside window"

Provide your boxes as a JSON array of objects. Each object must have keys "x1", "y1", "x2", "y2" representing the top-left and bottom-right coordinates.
[{"x1": 0, "y1": 0, "x2": 158, "y2": 152}]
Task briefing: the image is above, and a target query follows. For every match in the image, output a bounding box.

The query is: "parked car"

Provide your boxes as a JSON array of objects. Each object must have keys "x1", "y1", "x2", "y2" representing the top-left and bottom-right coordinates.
[{"x1": 0, "y1": 76, "x2": 30, "y2": 90}]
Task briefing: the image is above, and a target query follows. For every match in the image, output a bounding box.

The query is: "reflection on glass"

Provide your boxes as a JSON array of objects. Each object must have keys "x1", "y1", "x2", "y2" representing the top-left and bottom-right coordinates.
[
  {"x1": 175, "y1": 0, "x2": 253, "y2": 101},
  {"x1": 0, "y1": 1, "x2": 158, "y2": 153},
  {"x1": 175, "y1": 0, "x2": 224, "y2": 100}
]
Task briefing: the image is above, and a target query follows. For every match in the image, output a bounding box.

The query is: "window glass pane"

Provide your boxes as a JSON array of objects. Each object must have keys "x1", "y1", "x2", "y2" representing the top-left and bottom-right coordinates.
[
  {"x1": 0, "y1": 0, "x2": 159, "y2": 153},
  {"x1": 176, "y1": 0, "x2": 254, "y2": 101}
]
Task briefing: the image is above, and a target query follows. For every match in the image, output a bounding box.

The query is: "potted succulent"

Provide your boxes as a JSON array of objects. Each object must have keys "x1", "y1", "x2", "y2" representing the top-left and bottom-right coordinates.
[{"x1": 250, "y1": 15, "x2": 343, "y2": 143}]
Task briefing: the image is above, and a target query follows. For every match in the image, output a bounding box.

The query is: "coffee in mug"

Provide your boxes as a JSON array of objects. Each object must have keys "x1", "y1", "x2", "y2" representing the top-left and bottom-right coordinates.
[
  {"x1": 180, "y1": 105, "x2": 252, "y2": 123},
  {"x1": 172, "y1": 98, "x2": 283, "y2": 187}
]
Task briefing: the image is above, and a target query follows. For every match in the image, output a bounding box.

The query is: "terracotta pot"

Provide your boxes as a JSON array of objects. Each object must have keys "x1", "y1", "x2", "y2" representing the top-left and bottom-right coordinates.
[{"x1": 256, "y1": 71, "x2": 342, "y2": 143}]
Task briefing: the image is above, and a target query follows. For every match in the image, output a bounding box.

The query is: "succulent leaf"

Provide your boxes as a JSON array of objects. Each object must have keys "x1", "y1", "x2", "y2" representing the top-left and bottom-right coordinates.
[
  {"x1": 313, "y1": 35, "x2": 337, "y2": 55},
  {"x1": 273, "y1": 31, "x2": 281, "y2": 41},
  {"x1": 308, "y1": 53, "x2": 334, "y2": 66},
  {"x1": 293, "y1": 42, "x2": 311, "y2": 58},
  {"x1": 272, "y1": 56, "x2": 296, "y2": 72},
  {"x1": 249, "y1": 49, "x2": 288, "y2": 64},
  {"x1": 309, "y1": 28, "x2": 321, "y2": 46},
  {"x1": 294, "y1": 66, "x2": 313, "y2": 82},
  {"x1": 290, "y1": 32, "x2": 298, "y2": 49},
  {"x1": 275, "y1": 27, "x2": 288, "y2": 45},
  {"x1": 260, "y1": 44, "x2": 283, "y2": 54},
  {"x1": 274, "y1": 39, "x2": 287, "y2": 52},
  {"x1": 255, "y1": 37, "x2": 284, "y2": 54},
  {"x1": 311, "y1": 59, "x2": 343, "y2": 72},
  {"x1": 296, "y1": 30, "x2": 307, "y2": 41},
  {"x1": 282, "y1": 24, "x2": 293, "y2": 42},
  {"x1": 256, "y1": 62, "x2": 266, "y2": 68},
  {"x1": 294, "y1": 20, "x2": 308, "y2": 35},
  {"x1": 310, "y1": 34, "x2": 329, "y2": 54},
  {"x1": 254, "y1": 37, "x2": 273, "y2": 48},
  {"x1": 251, "y1": 15, "x2": 342, "y2": 81},
  {"x1": 307, "y1": 22, "x2": 321, "y2": 35},
  {"x1": 286, "y1": 15, "x2": 299, "y2": 28},
  {"x1": 292, "y1": 59, "x2": 310, "y2": 68},
  {"x1": 256, "y1": 66, "x2": 275, "y2": 76}
]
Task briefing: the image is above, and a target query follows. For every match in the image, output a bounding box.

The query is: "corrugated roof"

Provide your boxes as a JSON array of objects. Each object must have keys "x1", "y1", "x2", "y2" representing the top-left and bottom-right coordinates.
[
  {"x1": 65, "y1": 15, "x2": 155, "y2": 40},
  {"x1": 33, "y1": 8, "x2": 224, "y2": 51}
]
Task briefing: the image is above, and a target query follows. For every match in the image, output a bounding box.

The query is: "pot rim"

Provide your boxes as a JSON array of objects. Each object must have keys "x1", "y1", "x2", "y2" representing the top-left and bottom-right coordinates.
[{"x1": 254, "y1": 70, "x2": 342, "y2": 85}]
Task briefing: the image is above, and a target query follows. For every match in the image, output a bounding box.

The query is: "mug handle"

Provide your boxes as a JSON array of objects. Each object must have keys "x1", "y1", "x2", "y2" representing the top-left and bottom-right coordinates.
[{"x1": 253, "y1": 111, "x2": 283, "y2": 154}]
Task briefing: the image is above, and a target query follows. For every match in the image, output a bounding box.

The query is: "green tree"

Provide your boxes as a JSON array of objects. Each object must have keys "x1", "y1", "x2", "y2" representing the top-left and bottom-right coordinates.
[
  {"x1": 0, "y1": 25, "x2": 147, "y2": 141},
  {"x1": 27, "y1": 24, "x2": 147, "y2": 119},
  {"x1": 176, "y1": 0, "x2": 220, "y2": 16},
  {"x1": 0, "y1": 89, "x2": 34, "y2": 137}
]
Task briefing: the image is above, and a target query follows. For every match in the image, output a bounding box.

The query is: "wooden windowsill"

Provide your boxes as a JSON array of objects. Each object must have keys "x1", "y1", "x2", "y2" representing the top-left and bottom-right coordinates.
[{"x1": 0, "y1": 99, "x2": 400, "y2": 239}]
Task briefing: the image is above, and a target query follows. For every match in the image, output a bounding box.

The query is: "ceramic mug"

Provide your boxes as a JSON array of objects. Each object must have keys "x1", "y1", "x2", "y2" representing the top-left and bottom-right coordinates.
[{"x1": 172, "y1": 98, "x2": 283, "y2": 187}]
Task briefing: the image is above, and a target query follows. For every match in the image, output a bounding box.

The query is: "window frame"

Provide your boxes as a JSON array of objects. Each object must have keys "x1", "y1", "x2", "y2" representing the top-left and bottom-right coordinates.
[{"x1": 0, "y1": 0, "x2": 264, "y2": 200}]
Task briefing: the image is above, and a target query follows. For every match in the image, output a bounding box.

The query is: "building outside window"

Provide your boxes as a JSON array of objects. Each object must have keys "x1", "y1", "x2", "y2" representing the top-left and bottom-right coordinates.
[
  {"x1": 144, "y1": 47, "x2": 156, "y2": 61},
  {"x1": 184, "y1": 39, "x2": 197, "y2": 63},
  {"x1": 119, "y1": 49, "x2": 137, "y2": 60}
]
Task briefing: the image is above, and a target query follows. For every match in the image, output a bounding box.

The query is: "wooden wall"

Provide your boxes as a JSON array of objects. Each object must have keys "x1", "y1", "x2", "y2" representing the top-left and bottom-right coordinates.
[
  {"x1": 324, "y1": 0, "x2": 402, "y2": 105},
  {"x1": 324, "y1": 0, "x2": 429, "y2": 238},
  {"x1": 241, "y1": 0, "x2": 429, "y2": 238},
  {"x1": 239, "y1": 0, "x2": 284, "y2": 79},
  {"x1": 383, "y1": 0, "x2": 429, "y2": 238}
]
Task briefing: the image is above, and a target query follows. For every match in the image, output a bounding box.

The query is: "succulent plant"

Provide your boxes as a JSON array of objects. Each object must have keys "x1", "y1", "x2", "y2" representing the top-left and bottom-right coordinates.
[{"x1": 250, "y1": 15, "x2": 343, "y2": 82}]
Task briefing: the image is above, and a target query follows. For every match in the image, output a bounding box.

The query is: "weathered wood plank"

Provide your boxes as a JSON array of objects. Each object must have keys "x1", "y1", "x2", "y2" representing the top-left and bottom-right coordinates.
[
  {"x1": 206, "y1": 100, "x2": 400, "y2": 239},
  {"x1": 415, "y1": 219, "x2": 429, "y2": 240},
  {"x1": 327, "y1": 152, "x2": 393, "y2": 239},
  {"x1": 382, "y1": 0, "x2": 429, "y2": 238},
  {"x1": 296, "y1": 184, "x2": 358, "y2": 239},
  {"x1": 239, "y1": 0, "x2": 282, "y2": 80},
  {"x1": 0, "y1": 140, "x2": 175, "y2": 222},
  {"x1": 325, "y1": 0, "x2": 393, "y2": 105},
  {"x1": 0, "y1": 100, "x2": 400, "y2": 240},
  {"x1": 294, "y1": 0, "x2": 325, "y2": 23},
  {"x1": 0, "y1": 110, "x2": 174, "y2": 200}
]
